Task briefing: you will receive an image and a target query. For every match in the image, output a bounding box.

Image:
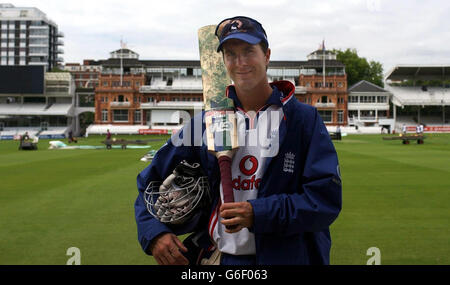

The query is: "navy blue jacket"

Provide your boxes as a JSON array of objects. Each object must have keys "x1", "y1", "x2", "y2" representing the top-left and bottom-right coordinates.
[{"x1": 135, "y1": 81, "x2": 342, "y2": 265}]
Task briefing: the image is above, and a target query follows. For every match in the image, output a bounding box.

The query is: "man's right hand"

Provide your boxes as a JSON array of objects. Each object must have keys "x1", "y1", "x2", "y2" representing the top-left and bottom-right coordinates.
[{"x1": 149, "y1": 233, "x2": 189, "y2": 265}]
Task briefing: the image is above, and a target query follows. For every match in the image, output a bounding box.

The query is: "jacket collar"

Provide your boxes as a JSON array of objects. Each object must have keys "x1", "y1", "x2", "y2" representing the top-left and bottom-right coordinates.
[{"x1": 226, "y1": 80, "x2": 296, "y2": 110}]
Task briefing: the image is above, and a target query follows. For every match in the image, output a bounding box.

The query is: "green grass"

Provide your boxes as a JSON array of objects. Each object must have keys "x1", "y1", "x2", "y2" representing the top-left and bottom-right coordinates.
[
  {"x1": 0, "y1": 133, "x2": 449, "y2": 265},
  {"x1": 0, "y1": 134, "x2": 170, "y2": 265},
  {"x1": 330, "y1": 134, "x2": 450, "y2": 265}
]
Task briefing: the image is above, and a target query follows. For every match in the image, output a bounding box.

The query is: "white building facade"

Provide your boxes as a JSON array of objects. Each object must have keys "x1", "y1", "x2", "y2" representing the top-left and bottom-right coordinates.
[
  {"x1": 0, "y1": 3, "x2": 64, "y2": 70},
  {"x1": 348, "y1": 80, "x2": 394, "y2": 131}
]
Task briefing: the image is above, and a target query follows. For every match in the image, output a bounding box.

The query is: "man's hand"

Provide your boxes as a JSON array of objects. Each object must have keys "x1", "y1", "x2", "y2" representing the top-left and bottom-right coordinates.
[
  {"x1": 220, "y1": 202, "x2": 254, "y2": 233},
  {"x1": 149, "y1": 233, "x2": 189, "y2": 265}
]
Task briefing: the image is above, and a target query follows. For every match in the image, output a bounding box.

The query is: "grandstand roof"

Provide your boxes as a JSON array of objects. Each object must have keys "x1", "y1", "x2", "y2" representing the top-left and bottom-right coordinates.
[
  {"x1": 0, "y1": 103, "x2": 73, "y2": 116},
  {"x1": 385, "y1": 65, "x2": 450, "y2": 81}
]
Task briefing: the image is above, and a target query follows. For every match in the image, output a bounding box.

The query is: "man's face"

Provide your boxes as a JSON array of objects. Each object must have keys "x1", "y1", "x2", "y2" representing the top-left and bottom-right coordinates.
[{"x1": 222, "y1": 39, "x2": 270, "y2": 92}]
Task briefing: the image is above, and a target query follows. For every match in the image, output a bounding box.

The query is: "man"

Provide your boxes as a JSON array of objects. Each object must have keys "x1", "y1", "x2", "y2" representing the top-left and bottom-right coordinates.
[
  {"x1": 21, "y1": 131, "x2": 30, "y2": 141},
  {"x1": 68, "y1": 130, "x2": 77, "y2": 143},
  {"x1": 135, "y1": 16, "x2": 342, "y2": 265},
  {"x1": 105, "y1": 129, "x2": 112, "y2": 149}
]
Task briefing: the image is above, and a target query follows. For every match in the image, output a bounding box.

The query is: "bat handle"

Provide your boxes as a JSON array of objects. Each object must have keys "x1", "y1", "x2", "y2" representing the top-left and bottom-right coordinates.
[
  {"x1": 218, "y1": 155, "x2": 234, "y2": 203},
  {"x1": 217, "y1": 155, "x2": 238, "y2": 231}
]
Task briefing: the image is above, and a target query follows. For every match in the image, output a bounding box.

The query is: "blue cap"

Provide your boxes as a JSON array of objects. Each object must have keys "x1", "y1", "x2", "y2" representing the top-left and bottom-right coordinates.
[{"x1": 215, "y1": 16, "x2": 268, "y2": 52}]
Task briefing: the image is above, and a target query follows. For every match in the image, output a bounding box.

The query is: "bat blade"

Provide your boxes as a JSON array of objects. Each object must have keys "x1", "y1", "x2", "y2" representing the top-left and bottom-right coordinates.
[
  {"x1": 198, "y1": 25, "x2": 238, "y2": 225},
  {"x1": 198, "y1": 25, "x2": 238, "y2": 153}
]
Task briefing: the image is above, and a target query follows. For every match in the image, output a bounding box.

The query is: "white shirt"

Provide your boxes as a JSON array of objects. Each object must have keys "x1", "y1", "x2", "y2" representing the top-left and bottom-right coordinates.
[{"x1": 209, "y1": 105, "x2": 283, "y2": 255}]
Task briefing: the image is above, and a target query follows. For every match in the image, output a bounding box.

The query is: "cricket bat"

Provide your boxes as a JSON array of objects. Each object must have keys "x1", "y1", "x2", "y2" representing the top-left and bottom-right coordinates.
[{"x1": 198, "y1": 25, "x2": 238, "y2": 229}]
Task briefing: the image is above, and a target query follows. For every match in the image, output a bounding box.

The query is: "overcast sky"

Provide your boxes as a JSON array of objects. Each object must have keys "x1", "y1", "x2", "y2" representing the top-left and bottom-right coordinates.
[{"x1": 10, "y1": 0, "x2": 450, "y2": 74}]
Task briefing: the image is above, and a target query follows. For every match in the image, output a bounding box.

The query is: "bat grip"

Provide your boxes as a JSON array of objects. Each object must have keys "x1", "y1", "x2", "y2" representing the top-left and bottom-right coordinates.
[
  {"x1": 218, "y1": 155, "x2": 234, "y2": 203},
  {"x1": 217, "y1": 155, "x2": 238, "y2": 230}
]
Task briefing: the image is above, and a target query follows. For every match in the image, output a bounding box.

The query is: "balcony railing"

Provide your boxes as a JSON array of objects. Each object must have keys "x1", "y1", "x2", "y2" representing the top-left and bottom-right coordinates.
[
  {"x1": 46, "y1": 87, "x2": 69, "y2": 93},
  {"x1": 110, "y1": 102, "x2": 131, "y2": 107},
  {"x1": 358, "y1": 117, "x2": 378, "y2": 121},
  {"x1": 140, "y1": 101, "x2": 204, "y2": 109},
  {"x1": 28, "y1": 34, "x2": 48, "y2": 38},
  {"x1": 315, "y1": 103, "x2": 336, "y2": 108},
  {"x1": 300, "y1": 72, "x2": 346, "y2": 77},
  {"x1": 29, "y1": 25, "x2": 49, "y2": 30},
  {"x1": 29, "y1": 52, "x2": 48, "y2": 56},
  {"x1": 295, "y1": 86, "x2": 307, "y2": 93},
  {"x1": 28, "y1": 62, "x2": 48, "y2": 66},
  {"x1": 29, "y1": 43, "x2": 49, "y2": 47}
]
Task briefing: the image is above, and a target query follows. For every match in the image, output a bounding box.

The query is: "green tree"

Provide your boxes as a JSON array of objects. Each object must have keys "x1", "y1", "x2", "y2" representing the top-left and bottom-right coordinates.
[
  {"x1": 49, "y1": 67, "x2": 69, "y2": 73},
  {"x1": 333, "y1": 48, "x2": 384, "y2": 88}
]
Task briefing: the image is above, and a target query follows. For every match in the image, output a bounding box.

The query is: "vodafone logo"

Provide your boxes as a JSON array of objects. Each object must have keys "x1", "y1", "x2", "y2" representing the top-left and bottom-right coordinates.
[
  {"x1": 239, "y1": 155, "x2": 258, "y2": 176},
  {"x1": 233, "y1": 155, "x2": 261, "y2": 191}
]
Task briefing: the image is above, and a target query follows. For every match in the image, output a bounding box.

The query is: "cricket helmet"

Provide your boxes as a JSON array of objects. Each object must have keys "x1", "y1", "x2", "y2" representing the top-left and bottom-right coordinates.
[{"x1": 144, "y1": 160, "x2": 211, "y2": 234}]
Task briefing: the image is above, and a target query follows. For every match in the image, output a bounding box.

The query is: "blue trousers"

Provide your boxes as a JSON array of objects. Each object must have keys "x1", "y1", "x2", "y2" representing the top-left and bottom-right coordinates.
[{"x1": 220, "y1": 253, "x2": 257, "y2": 265}]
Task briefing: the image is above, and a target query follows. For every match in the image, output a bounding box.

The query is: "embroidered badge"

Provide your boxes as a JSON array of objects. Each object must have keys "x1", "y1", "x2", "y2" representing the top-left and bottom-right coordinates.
[{"x1": 283, "y1": 152, "x2": 295, "y2": 173}]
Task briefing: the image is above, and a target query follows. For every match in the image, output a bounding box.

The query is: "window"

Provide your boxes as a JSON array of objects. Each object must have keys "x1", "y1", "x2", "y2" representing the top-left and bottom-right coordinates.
[
  {"x1": 318, "y1": 110, "x2": 332, "y2": 123},
  {"x1": 360, "y1": 96, "x2": 376, "y2": 103},
  {"x1": 102, "y1": 81, "x2": 108, "y2": 87},
  {"x1": 101, "y1": 109, "x2": 108, "y2": 122},
  {"x1": 134, "y1": 110, "x2": 141, "y2": 123},
  {"x1": 321, "y1": 96, "x2": 328, "y2": 103},
  {"x1": 113, "y1": 110, "x2": 129, "y2": 122},
  {"x1": 349, "y1": 110, "x2": 358, "y2": 118},
  {"x1": 360, "y1": 110, "x2": 375, "y2": 118},
  {"x1": 338, "y1": 110, "x2": 344, "y2": 123},
  {"x1": 377, "y1": 96, "x2": 387, "y2": 103},
  {"x1": 349, "y1": 96, "x2": 358, "y2": 103}
]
